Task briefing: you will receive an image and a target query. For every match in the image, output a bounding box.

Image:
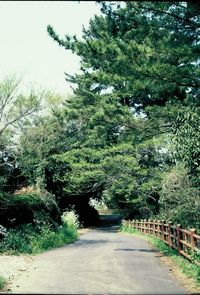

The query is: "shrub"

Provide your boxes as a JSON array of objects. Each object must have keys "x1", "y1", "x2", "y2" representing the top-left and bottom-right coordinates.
[
  {"x1": 158, "y1": 165, "x2": 200, "y2": 230},
  {"x1": 61, "y1": 210, "x2": 80, "y2": 229},
  {"x1": 0, "y1": 190, "x2": 61, "y2": 228},
  {"x1": 0, "y1": 276, "x2": 7, "y2": 290},
  {"x1": 0, "y1": 211, "x2": 78, "y2": 255}
]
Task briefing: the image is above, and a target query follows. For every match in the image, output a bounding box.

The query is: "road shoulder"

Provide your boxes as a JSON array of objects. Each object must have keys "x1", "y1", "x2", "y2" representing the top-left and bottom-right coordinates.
[{"x1": 120, "y1": 231, "x2": 200, "y2": 294}]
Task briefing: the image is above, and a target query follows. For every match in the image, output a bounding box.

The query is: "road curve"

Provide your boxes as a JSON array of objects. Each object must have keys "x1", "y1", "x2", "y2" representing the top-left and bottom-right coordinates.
[{"x1": 9, "y1": 216, "x2": 187, "y2": 294}]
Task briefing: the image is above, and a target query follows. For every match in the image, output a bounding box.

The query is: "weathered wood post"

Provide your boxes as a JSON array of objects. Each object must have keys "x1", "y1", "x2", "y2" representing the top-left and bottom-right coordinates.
[
  {"x1": 157, "y1": 220, "x2": 161, "y2": 239},
  {"x1": 148, "y1": 219, "x2": 150, "y2": 235},
  {"x1": 131, "y1": 220, "x2": 134, "y2": 231},
  {"x1": 177, "y1": 224, "x2": 182, "y2": 255},
  {"x1": 135, "y1": 219, "x2": 138, "y2": 230},
  {"x1": 139, "y1": 219, "x2": 141, "y2": 232},
  {"x1": 153, "y1": 220, "x2": 156, "y2": 236},
  {"x1": 190, "y1": 228, "x2": 197, "y2": 252},
  {"x1": 155, "y1": 220, "x2": 157, "y2": 237},
  {"x1": 144, "y1": 219, "x2": 146, "y2": 234},
  {"x1": 161, "y1": 220, "x2": 165, "y2": 242},
  {"x1": 168, "y1": 221, "x2": 172, "y2": 247},
  {"x1": 150, "y1": 220, "x2": 153, "y2": 235}
]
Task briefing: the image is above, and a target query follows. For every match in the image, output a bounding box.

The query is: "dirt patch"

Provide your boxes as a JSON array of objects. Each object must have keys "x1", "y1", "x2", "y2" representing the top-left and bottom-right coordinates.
[{"x1": 0, "y1": 254, "x2": 34, "y2": 292}]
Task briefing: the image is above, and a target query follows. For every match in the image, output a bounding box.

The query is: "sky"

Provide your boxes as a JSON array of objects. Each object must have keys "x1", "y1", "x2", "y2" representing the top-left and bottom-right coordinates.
[{"x1": 0, "y1": 1, "x2": 101, "y2": 96}]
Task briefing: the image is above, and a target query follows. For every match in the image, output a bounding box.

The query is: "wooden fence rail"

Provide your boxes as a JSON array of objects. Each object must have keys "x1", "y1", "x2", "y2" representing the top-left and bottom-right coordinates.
[{"x1": 122, "y1": 219, "x2": 200, "y2": 266}]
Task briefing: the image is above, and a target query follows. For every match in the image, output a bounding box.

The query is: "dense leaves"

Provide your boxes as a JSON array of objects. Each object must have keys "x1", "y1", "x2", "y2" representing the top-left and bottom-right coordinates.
[
  {"x1": 45, "y1": 1, "x2": 200, "y2": 226},
  {"x1": 47, "y1": 1, "x2": 200, "y2": 110}
]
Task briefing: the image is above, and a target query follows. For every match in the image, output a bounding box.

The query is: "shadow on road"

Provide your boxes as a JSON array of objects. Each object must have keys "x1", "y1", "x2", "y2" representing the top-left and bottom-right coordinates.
[
  {"x1": 89, "y1": 214, "x2": 123, "y2": 233},
  {"x1": 72, "y1": 238, "x2": 109, "y2": 247},
  {"x1": 115, "y1": 248, "x2": 157, "y2": 253}
]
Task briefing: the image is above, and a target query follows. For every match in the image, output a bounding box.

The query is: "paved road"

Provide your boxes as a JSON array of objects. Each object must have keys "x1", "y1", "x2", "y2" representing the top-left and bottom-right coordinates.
[{"x1": 9, "y1": 216, "x2": 187, "y2": 294}]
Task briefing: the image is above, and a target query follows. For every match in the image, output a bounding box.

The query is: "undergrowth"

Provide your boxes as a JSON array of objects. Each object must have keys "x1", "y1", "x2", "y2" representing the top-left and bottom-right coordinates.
[
  {"x1": 0, "y1": 276, "x2": 7, "y2": 290},
  {"x1": 121, "y1": 222, "x2": 200, "y2": 287},
  {"x1": 0, "y1": 211, "x2": 78, "y2": 255}
]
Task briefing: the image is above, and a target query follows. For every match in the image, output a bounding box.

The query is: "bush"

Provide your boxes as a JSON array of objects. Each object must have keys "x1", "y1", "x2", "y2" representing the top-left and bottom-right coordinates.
[
  {"x1": 61, "y1": 210, "x2": 80, "y2": 229},
  {"x1": 0, "y1": 276, "x2": 7, "y2": 290},
  {"x1": 0, "y1": 190, "x2": 61, "y2": 228},
  {"x1": 158, "y1": 165, "x2": 200, "y2": 230},
  {"x1": 0, "y1": 211, "x2": 78, "y2": 255}
]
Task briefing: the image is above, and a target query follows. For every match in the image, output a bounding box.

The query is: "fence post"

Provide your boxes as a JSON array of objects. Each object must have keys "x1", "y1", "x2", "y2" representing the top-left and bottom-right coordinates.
[
  {"x1": 168, "y1": 221, "x2": 172, "y2": 247},
  {"x1": 161, "y1": 220, "x2": 165, "y2": 242},
  {"x1": 177, "y1": 224, "x2": 182, "y2": 255},
  {"x1": 147, "y1": 219, "x2": 150, "y2": 235},
  {"x1": 153, "y1": 220, "x2": 156, "y2": 236},
  {"x1": 190, "y1": 228, "x2": 197, "y2": 251},
  {"x1": 157, "y1": 220, "x2": 160, "y2": 239},
  {"x1": 135, "y1": 219, "x2": 138, "y2": 230},
  {"x1": 144, "y1": 219, "x2": 146, "y2": 234},
  {"x1": 155, "y1": 219, "x2": 158, "y2": 237}
]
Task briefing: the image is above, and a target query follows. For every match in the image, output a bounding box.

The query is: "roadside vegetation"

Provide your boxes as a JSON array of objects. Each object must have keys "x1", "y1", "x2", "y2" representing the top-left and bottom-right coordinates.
[
  {"x1": 121, "y1": 224, "x2": 200, "y2": 287},
  {"x1": 0, "y1": 211, "x2": 78, "y2": 255},
  {"x1": 0, "y1": 276, "x2": 7, "y2": 290}
]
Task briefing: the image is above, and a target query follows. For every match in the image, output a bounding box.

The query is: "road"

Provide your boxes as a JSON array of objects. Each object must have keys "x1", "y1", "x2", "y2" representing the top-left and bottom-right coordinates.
[{"x1": 9, "y1": 216, "x2": 187, "y2": 294}]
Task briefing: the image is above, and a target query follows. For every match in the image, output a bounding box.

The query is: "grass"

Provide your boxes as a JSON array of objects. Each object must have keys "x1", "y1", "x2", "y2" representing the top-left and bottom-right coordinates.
[
  {"x1": 0, "y1": 211, "x2": 78, "y2": 255},
  {"x1": 121, "y1": 223, "x2": 200, "y2": 288},
  {"x1": 0, "y1": 276, "x2": 7, "y2": 290}
]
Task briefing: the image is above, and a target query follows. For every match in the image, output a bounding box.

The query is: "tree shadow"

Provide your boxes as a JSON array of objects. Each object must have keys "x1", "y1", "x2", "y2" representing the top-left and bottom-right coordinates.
[
  {"x1": 90, "y1": 214, "x2": 123, "y2": 232},
  {"x1": 73, "y1": 238, "x2": 109, "y2": 247},
  {"x1": 115, "y1": 248, "x2": 157, "y2": 253}
]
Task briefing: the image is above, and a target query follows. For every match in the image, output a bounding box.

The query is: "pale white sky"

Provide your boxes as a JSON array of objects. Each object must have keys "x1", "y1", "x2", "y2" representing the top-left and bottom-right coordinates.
[{"x1": 0, "y1": 1, "x2": 101, "y2": 96}]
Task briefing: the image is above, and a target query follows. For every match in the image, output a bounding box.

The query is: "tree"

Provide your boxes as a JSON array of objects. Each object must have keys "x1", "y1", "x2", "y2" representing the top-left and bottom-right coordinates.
[
  {"x1": 47, "y1": 2, "x2": 200, "y2": 112},
  {"x1": 159, "y1": 164, "x2": 200, "y2": 229},
  {"x1": 0, "y1": 76, "x2": 43, "y2": 137},
  {"x1": 0, "y1": 75, "x2": 45, "y2": 193},
  {"x1": 17, "y1": 1, "x2": 200, "y2": 226},
  {"x1": 173, "y1": 107, "x2": 200, "y2": 180}
]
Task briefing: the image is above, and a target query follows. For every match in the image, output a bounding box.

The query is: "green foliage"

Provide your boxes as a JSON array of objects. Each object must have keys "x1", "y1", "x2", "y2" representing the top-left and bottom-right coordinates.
[
  {"x1": 173, "y1": 107, "x2": 200, "y2": 179},
  {"x1": 158, "y1": 165, "x2": 200, "y2": 230},
  {"x1": 0, "y1": 211, "x2": 78, "y2": 255},
  {"x1": 0, "y1": 75, "x2": 42, "y2": 137},
  {"x1": 44, "y1": 1, "x2": 200, "y2": 224},
  {"x1": 120, "y1": 223, "x2": 140, "y2": 236},
  {"x1": 0, "y1": 276, "x2": 7, "y2": 290},
  {"x1": 18, "y1": 113, "x2": 68, "y2": 187},
  {"x1": 48, "y1": 2, "x2": 200, "y2": 110},
  {"x1": 61, "y1": 210, "x2": 80, "y2": 230},
  {"x1": 0, "y1": 191, "x2": 61, "y2": 228}
]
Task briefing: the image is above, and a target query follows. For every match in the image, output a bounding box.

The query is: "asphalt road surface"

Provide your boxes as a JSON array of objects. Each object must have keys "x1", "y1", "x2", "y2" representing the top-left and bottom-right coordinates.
[{"x1": 9, "y1": 215, "x2": 188, "y2": 294}]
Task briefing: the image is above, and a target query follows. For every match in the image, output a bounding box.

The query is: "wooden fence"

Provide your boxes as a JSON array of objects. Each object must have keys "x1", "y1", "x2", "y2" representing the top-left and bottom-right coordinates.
[{"x1": 122, "y1": 219, "x2": 200, "y2": 266}]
